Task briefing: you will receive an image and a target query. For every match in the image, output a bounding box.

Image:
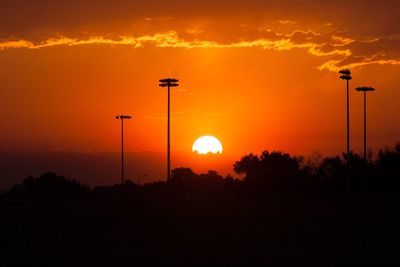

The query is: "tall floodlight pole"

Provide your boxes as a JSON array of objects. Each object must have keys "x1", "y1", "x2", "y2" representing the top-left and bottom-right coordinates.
[
  {"x1": 339, "y1": 69, "x2": 352, "y2": 160},
  {"x1": 159, "y1": 78, "x2": 179, "y2": 181},
  {"x1": 116, "y1": 115, "x2": 132, "y2": 184},
  {"x1": 355, "y1": 87, "x2": 375, "y2": 192},
  {"x1": 355, "y1": 87, "x2": 375, "y2": 161}
]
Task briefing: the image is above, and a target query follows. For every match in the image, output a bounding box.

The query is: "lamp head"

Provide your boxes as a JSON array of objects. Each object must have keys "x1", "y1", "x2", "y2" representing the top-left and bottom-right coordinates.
[
  {"x1": 356, "y1": 86, "x2": 375, "y2": 92},
  {"x1": 339, "y1": 69, "x2": 351, "y2": 75},
  {"x1": 116, "y1": 115, "x2": 133, "y2": 119},
  {"x1": 159, "y1": 78, "x2": 179, "y2": 87},
  {"x1": 340, "y1": 75, "x2": 352, "y2": 80},
  {"x1": 339, "y1": 69, "x2": 352, "y2": 80}
]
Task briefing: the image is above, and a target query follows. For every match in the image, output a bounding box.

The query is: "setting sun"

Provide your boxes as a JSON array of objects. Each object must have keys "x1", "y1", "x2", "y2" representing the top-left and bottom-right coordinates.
[{"x1": 192, "y1": 136, "x2": 223, "y2": 155}]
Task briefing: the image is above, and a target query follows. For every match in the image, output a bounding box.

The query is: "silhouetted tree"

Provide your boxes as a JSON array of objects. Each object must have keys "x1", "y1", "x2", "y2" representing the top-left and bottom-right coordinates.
[
  {"x1": 9, "y1": 172, "x2": 89, "y2": 200},
  {"x1": 374, "y1": 144, "x2": 400, "y2": 193},
  {"x1": 259, "y1": 151, "x2": 300, "y2": 180},
  {"x1": 169, "y1": 167, "x2": 198, "y2": 184},
  {"x1": 346, "y1": 152, "x2": 366, "y2": 192},
  {"x1": 318, "y1": 155, "x2": 347, "y2": 194},
  {"x1": 199, "y1": 170, "x2": 223, "y2": 182},
  {"x1": 317, "y1": 152, "x2": 365, "y2": 193},
  {"x1": 233, "y1": 150, "x2": 316, "y2": 193},
  {"x1": 4, "y1": 143, "x2": 400, "y2": 266},
  {"x1": 233, "y1": 153, "x2": 262, "y2": 182},
  {"x1": 198, "y1": 170, "x2": 225, "y2": 190}
]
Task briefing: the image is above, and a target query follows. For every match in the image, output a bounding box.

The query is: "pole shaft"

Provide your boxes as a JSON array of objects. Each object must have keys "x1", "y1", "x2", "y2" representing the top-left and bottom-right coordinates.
[
  {"x1": 364, "y1": 91, "x2": 367, "y2": 161},
  {"x1": 364, "y1": 91, "x2": 368, "y2": 192},
  {"x1": 167, "y1": 85, "x2": 170, "y2": 181},
  {"x1": 346, "y1": 79, "x2": 350, "y2": 158},
  {"x1": 121, "y1": 118, "x2": 124, "y2": 185}
]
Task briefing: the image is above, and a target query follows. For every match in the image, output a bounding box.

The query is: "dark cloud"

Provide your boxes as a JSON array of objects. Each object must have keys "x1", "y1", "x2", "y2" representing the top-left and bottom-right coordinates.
[
  {"x1": 1, "y1": 0, "x2": 400, "y2": 71},
  {"x1": 1, "y1": 0, "x2": 399, "y2": 38}
]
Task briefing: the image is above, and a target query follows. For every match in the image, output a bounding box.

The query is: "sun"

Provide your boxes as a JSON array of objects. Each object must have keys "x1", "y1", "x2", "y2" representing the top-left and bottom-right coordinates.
[{"x1": 192, "y1": 136, "x2": 223, "y2": 155}]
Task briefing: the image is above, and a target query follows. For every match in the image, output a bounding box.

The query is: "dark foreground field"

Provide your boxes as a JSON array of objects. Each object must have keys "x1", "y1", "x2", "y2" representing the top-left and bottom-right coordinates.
[{"x1": 1, "y1": 188, "x2": 400, "y2": 266}]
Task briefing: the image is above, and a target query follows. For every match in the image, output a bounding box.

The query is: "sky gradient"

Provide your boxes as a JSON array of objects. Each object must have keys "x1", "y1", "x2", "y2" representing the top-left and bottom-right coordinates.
[{"x1": 1, "y1": 0, "x2": 400, "y2": 188}]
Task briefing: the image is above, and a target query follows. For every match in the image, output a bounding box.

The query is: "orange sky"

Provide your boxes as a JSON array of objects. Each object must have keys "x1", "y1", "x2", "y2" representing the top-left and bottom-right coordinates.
[{"x1": 1, "y1": 0, "x2": 400, "y2": 187}]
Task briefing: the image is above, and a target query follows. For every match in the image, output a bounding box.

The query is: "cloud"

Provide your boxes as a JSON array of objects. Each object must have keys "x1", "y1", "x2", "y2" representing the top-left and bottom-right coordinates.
[
  {"x1": 2, "y1": 0, "x2": 399, "y2": 36},
  {"x1": 320, "y1": 58, "x2": 400, "y2": 72},
  {"x1": 0, "y1": 40, "x2": 34, "y2": 50},
  {"x1": 1, "y1": 29, "x2": 400, "y2": 72}
]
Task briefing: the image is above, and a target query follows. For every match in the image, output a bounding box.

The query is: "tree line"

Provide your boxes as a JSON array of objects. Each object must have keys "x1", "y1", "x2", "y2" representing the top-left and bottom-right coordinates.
[{"x1": 4, "y1": 143, "x2": 400, "y2": 200}]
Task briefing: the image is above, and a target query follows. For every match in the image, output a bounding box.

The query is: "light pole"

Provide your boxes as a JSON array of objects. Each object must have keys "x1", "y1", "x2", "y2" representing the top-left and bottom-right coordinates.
[
  {"x1": 159, "y1": 78, "x2": 179, "y2": 181},
  {"x1": 355, "y1": 87, "x2": 375, "y2": 161},
  {"x1": 116, "y1": 115, "x2": 132, "y2": 185},
  {"x1": 355, "y1": 87, "x2": 375, "y2": 192},
  {"x1": 339, "y1": 69, "x2": 352, "y2": 160}
]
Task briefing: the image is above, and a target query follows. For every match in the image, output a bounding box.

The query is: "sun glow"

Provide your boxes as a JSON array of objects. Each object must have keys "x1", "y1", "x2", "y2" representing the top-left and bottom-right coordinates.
[{"x1": 192, "y1": 136, "x2": 223, "y2": 155}]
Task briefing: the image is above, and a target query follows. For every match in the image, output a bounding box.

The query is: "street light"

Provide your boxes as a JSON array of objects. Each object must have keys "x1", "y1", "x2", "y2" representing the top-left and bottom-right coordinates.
[
  {"x1": 355, "y1": 87, "x2": 375, "y2": 161},
  {"x1": 159, "y1": 78, "x2": 179, "y2": 181},
  {"x1": 339, "y1": 69, "x2": 352, "y2": 160},
  {"x1": 355, "y1": 87, "x2": 375, "y2": 192},
  {"x1": 116, "y1": 115, "x2": 132, "y2": 185}
]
